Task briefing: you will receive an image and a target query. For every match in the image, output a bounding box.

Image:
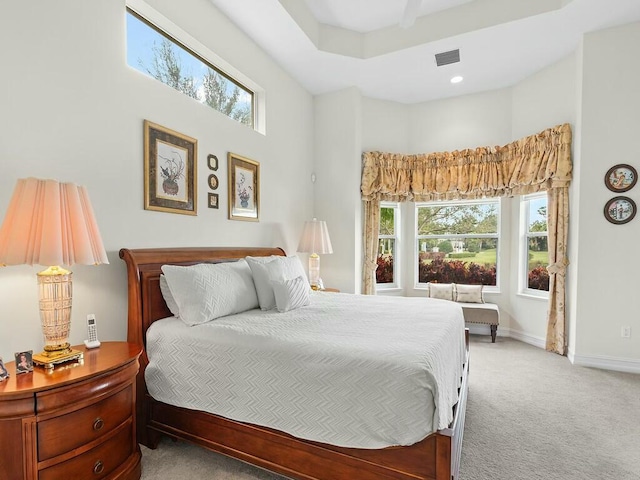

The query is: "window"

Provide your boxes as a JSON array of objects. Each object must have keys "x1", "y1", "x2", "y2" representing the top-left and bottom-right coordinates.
[
  {"x1": 126, "y1": 8, "x2": 254, "y2": 128},
  {"x1": 416, "y1": 199, "x2": 499, "y2": 287},
  {"x1": 522, "y1": 193, "x2": 549, "y2": 294},
  {"x1": 377, "y1": 203, "x2": 400, "y2": 287}
]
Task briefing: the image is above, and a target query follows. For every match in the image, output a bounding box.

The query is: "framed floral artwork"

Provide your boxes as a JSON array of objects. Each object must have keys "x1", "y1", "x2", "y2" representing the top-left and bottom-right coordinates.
[
  {"x1": 604, "y1": 164, "x2": 637, "y2": 193},
  {"x1": 208, "y1": 192, "x2": 219, "y2": 209},
  {"x1": 207, "y1": 153, "x2": 219, "y2": 171},
  {"x1": 604, "y1": 196, "x2": 636, "y2": 225},
  {"x1": 228, "y1": 152, "x2": 259, "y2": 221},
  {"x1": 144, "y1": 120, "x2": 197, "y2": 215},
  {"x1": 208, "y1": 174, "x2": 219, "y2": 190}
]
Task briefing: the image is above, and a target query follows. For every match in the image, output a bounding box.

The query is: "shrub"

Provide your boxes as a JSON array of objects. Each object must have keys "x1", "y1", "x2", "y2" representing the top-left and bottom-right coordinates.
[
  {"x1": 419, "y1": 258, "x2": 496, "y2": 285},
  {"x1": 528, "y1": 266, "x2": 549, "y2": 291},
  {"x1": 419, "y1": 251, "x2": 446, "y2": 262},
  {"x1": 376, "y1": 254, "x2": 394, "y2": 284}
]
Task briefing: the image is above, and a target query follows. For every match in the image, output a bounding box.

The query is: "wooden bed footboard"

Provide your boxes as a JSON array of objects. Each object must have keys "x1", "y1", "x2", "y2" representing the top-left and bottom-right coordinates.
[{"x1": 119, "y1": 247, "x2": 469, "y2": 480}]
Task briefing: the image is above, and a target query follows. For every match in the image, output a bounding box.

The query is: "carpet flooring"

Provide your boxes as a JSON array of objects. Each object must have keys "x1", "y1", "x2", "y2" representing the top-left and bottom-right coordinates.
[{"x1": 140, "y1": 336, "x2": 640, "y2": 480}]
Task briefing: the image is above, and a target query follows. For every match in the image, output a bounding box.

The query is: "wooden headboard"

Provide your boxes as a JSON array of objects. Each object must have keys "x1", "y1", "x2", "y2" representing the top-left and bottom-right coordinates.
[{"x1": 119, "y1": 247, "x2": 285, "y2": 351}]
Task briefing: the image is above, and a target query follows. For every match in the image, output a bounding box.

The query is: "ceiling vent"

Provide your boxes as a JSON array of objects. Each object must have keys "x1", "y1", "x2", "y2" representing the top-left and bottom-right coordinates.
[{"x1": 435, "y1": 49, "x2": 460, "y2": 67}]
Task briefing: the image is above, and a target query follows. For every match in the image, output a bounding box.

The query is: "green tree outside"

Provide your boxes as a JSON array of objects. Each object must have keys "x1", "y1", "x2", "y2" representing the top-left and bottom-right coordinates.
[{"x1": 142, "y1": 38, "x2": 252, "y2": 127}]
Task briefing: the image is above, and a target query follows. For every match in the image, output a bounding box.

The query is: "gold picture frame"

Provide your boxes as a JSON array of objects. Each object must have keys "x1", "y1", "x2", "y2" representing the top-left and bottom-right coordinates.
[
  {"x1": 144, "y1": 120, "x2": 197, "y2": 215},
  {"x1": 228, "y1": 152, "x2": 259, "y2": 221}
]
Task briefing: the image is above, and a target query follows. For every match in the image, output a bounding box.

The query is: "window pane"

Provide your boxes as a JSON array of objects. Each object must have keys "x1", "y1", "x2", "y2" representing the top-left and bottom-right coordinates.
[
  {"x1": 417, "y1": 204, "x2": 497, "y2": 236},
  {"x1": 380, "y1": 207, "x2": 395, "y2": 235},
  {"x1": 417, "y1": 237, "x2": 497, "y2": 285},
  {"x1": 527, "y1": 237, "x2": 549, "y2": 291},
  {"x1": 528, "y1": 197, "x2": 547, "y2": 233},
  {"x1": 377, "y1": 239, "x2": 395, "y2": 284},
  {"x1": 126, "y1": 10, "x2": 254, "y2": 127}
]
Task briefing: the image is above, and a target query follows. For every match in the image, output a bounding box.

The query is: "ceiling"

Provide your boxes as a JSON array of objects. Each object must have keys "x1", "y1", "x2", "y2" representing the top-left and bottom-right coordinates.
[{"x1": 209, "y1": 0, "x2": 640, "y2": 104}]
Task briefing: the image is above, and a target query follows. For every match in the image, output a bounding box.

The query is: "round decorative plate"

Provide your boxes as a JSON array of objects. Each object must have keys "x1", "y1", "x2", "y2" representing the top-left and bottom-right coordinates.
[
  {"x1": 605, "y1": 164, "x2": 637, "y2": 192},
  {"x1": 604, "y1": 196, "x2": 636, "y2": 225}
]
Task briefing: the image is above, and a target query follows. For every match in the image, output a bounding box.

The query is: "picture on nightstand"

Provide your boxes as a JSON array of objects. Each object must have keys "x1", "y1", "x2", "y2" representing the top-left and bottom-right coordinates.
[
  {"x1": 0, "y1": 357, "x2": 8, "y2": 381},
  {"x1": 14, "y1": 350, "x2": 33, "y2": 374}
]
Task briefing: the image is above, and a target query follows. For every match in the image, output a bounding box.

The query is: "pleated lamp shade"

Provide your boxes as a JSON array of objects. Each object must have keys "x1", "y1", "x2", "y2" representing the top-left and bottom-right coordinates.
[
  {"x1": 0, "y1": 178, "x2": 108, "y2": 368},
  {"x1": 0, "y1": 177, "x2": 108, "y2": 267},
  {"x1": 297, "y1": 218, "x2": 333, "y2": 256}
]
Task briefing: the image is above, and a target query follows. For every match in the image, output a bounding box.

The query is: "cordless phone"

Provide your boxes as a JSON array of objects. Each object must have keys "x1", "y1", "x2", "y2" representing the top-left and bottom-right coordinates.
[{"x1": 84, "y1": 314, "x2": 101, "y2": 349}]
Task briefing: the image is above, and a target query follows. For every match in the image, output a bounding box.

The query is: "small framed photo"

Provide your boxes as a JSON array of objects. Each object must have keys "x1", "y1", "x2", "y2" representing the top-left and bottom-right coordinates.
[
  {"x1": 0, "y1": 357, "x2": 9, "y2": 381},
  {"x1": 14, "y1": 350, "x2": 33, "y2": 374},
  {"x1": 208, "y1": 192, "x2": 219, "y2": 209},
  {"x1": 604, "y1": 196, "x2": 636, "y2": 225},
  {"x1": 208, "y1": 174, "x2": 219, "y2": 190},
  {"x1": 228, "y1": 152, "x2": 260, "y2": 222},
  {"x1": 144, "y1": 120, "x2": 198, "y2": 215},
  {"x1": 207, "y1": 154, "x2": 219, "y2": 171},
  {"x1": 605, "y1": 164, "x2": 637, "y2": 192}
]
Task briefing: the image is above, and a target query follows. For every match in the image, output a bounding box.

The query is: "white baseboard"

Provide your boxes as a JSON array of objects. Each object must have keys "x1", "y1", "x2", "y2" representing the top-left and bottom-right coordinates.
[
  {"x1": 568, "y1": 350, "x2": 640, "y2": 374},
  {"x1": 507, "y1": 329, "x2": 546, "y2": 349},
  {"x1": 470, "y1": 325, "x2": 640, "y2": 373}
]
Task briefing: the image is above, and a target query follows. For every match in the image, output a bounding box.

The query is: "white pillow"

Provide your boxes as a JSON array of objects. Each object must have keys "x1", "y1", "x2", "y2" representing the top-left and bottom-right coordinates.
[
  {"x1": 455, "y1": 284, "x2": 484, "y2": 303},
  {"x1": 427, "y1": 282, "x2": 455, "y2": 301},
  {"x1": 161, "y1": 260, "x2": 259, "y2": 326},
  {"x1": 246, "y1": 256, "x2": 308, "y2": 310},
  {"x1": 272, "y1": 275, "x2": 311, "y2": 313},
  {"x1": 159, "y1": 274, "x2": 180, "y2": 316}
]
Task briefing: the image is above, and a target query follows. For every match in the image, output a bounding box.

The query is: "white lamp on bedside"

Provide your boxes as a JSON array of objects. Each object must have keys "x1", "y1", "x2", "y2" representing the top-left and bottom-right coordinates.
[
  {"x1": 297, "y1": 218, "x2": 333, "y2": 290},
  {"x1": 0, "y1": 177, "x2": 109, "y2": 368}
]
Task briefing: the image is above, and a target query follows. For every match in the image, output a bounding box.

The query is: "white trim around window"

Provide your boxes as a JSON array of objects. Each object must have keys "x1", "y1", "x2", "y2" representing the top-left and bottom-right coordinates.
[
  {"x1": 376, "y1": 202, "x2": 401, "y2": 290},
  {"x1": 520, "y1": 193, "x2": 549, "y2": 298}
]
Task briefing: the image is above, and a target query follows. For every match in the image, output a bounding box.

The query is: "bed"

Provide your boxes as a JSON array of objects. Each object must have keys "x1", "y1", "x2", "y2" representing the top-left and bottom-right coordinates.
[{"x1": 120, "y1": 246, "x2": 470, "y2": 480}]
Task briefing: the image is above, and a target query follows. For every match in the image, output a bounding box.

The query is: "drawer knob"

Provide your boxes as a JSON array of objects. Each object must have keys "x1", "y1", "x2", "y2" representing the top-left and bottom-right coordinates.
[
  {"x1": 93, "y1": 417, "x2": 104, "y2": 431},
  {"x1": 93, "y1": 460, "x2": 104, "y2": 475}
]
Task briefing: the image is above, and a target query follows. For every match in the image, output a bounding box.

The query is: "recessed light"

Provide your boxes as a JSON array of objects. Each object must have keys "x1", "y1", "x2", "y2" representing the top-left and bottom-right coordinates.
[{"x1": 450, "y1": 76, "x2": 464, "y2": 84}]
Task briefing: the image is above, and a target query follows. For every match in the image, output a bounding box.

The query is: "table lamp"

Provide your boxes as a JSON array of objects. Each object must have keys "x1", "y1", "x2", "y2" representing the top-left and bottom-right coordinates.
[
  {"x1": 0, "y1": 178, "x2": 108, "y2": 368},
  {"x1": 297, "y1": 218, "x2": 333, "y2": 290}
]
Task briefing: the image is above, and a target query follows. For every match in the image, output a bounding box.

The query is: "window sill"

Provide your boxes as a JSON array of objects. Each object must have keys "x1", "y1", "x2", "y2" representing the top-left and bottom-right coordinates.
[
  {"x1": 517, "y1": 292, "x2": 549, "y2": 301},
  {"x1": 376, "y1": 287, "x2": 403, "y2": 295}
]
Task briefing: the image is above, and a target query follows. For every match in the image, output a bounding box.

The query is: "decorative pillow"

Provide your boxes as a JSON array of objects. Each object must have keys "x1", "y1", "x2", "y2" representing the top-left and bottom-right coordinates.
[
  {"x1": 272, "y1": 275, "x2": 311, "y2": 313},
  {"x1": 455, "y1": 284, "x2": 484, "y2": 303},
  {"x1": 161, "y1": 260, "x2": 259, "y2": 326},
  {"x1": 159, "y1": 274, "x2": 180, "y2": 316},
  {"x1": 246, "y1": 255, "x2": 308, "y2": 310},
  {"x1": 427, "y1": 282, "x2": 455, "y2": 301}
]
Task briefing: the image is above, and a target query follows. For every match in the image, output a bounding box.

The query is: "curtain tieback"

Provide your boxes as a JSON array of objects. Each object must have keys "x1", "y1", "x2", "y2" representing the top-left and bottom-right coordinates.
[
  {"x1": 547, "y1": 258, "x2": 569, "y2": 275},
  {"x1": 364, "y1": 256, "x2": 378, "y2": 271}
]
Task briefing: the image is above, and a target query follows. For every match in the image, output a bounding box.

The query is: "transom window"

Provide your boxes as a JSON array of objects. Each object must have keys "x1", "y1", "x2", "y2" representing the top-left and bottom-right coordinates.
[
  {"x1": 416, "y1": 199, "x2": 499, "y2": 286},
  {"x1": 376, "y1": 203, "x2": 400, "y2": 288},
  {"x1": 522, "y1": 193, "x2": 549, "y2": 294},
  {"x1": 126, "y1": 8, "x2": 254, "y2": 128}
]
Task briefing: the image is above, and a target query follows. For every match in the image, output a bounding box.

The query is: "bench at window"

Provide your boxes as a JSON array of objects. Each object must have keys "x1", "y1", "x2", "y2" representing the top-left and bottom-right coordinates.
[
  {"x1": 458, "y1": 302, "x2": 499, "y2": 343},
  {"x1": 425, "y1": 282, "x2": 499, "y2": 343}
]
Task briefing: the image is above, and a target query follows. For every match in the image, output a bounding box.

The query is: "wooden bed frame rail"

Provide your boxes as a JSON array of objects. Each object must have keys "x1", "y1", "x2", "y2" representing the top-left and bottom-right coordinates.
[{"x1": 119, "y1": 247, "x2": 469, "y2": 480}]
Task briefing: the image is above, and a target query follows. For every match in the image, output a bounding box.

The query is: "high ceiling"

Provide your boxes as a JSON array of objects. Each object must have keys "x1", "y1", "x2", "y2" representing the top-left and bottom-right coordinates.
[{"x1": 209, "y1": 0, "x2": 640, "y2": 104}]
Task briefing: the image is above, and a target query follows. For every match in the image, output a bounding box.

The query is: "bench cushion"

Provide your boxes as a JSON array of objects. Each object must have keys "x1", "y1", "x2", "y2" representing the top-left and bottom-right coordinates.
[{"x1": 458, "y1": 302, "x2": 499, "y2": 326}]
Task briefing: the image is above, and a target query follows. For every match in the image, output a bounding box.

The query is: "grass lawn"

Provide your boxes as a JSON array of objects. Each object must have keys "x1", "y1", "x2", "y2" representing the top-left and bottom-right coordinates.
[{"x1": 422, "y1": 248, "x2": 548, "y2": 268}]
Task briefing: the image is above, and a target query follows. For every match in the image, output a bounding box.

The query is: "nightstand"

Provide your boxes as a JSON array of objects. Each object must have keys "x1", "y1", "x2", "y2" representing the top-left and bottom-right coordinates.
[
  {"x1": 0, "y1": 342, "x2": 142, "y2": 480},
  {"x1": 322, "y1": 288, "x2": 340, "y2": 292}
]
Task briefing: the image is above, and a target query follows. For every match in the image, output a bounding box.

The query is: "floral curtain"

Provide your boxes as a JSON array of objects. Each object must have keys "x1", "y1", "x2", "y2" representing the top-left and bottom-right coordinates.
[{"x1": 361, "y1": 123, "x2": 572, "y2": 354}]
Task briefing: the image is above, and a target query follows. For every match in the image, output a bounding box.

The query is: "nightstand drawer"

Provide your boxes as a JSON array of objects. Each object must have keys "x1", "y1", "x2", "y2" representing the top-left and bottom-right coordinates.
[
  {"x1": 38, "y1": 386, "x2": 133, "y2": 461},
  {"x1": 39, "y1": 421, "x2": 133, "y2": 480}
]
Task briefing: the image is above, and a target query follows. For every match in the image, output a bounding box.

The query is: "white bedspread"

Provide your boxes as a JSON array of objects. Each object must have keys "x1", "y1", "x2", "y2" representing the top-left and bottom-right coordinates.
[{"x1": 145, "y1": 292, "x2": 466, "y2": 449}]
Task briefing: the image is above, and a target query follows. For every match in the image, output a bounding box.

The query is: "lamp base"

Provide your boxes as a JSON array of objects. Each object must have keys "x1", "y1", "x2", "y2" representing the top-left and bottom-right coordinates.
[{"x1": 33, "y1": 347, "x2": 83, "y2": 370}]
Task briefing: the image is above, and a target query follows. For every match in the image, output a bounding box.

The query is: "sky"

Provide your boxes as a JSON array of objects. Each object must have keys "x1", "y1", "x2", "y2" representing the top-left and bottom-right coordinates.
[{"x1": 126, "y1": 12, "x2": 252, "y2": 114}]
